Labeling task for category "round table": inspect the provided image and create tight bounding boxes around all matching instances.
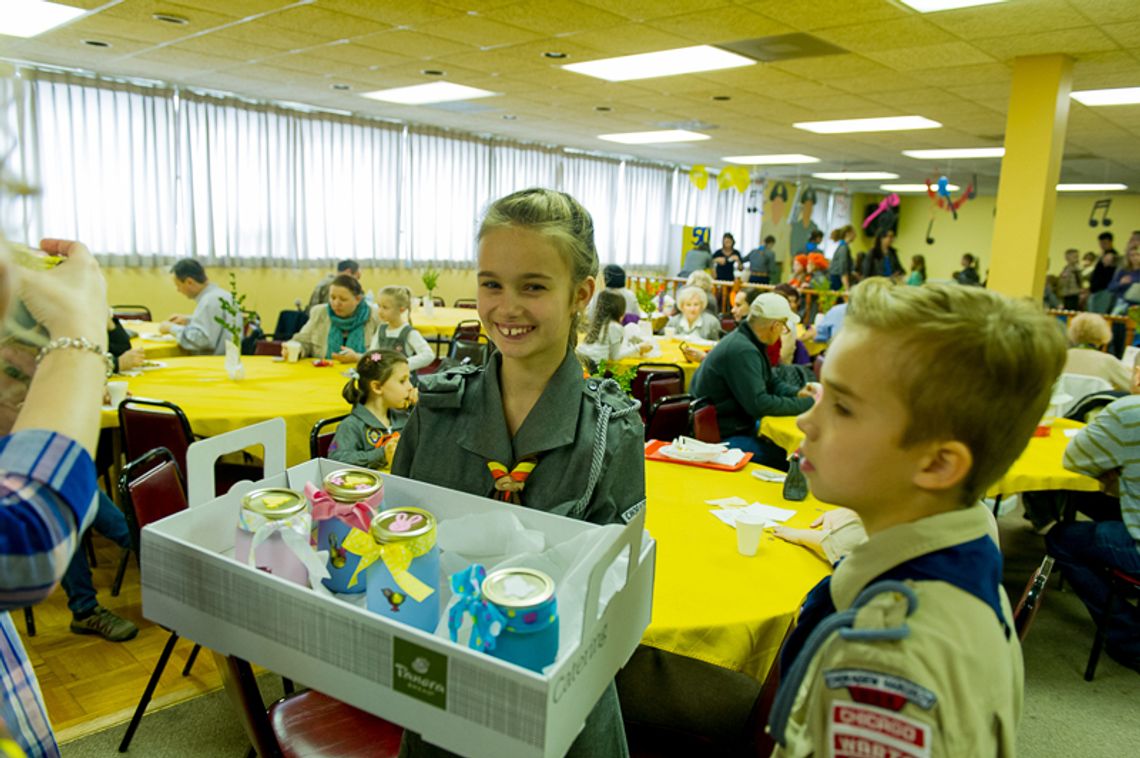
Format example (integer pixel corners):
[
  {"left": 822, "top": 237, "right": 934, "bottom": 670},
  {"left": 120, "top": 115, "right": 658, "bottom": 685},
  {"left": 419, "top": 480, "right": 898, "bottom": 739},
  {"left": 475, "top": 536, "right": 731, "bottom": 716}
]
[
  {"left": 642, "top": 459, "right": 833, "bottom": 681},
  {"left": 104, "top": 356, "right": 353, "bottom": 465},
  {"left": 760, "top": 415, "right": 1099, "bottom": 499},
  {"left": 410, "top": 306, "right": 483, "bottom": 339},
  {"left": 127, "top": 321, "right": 187, "bottom": 360}
]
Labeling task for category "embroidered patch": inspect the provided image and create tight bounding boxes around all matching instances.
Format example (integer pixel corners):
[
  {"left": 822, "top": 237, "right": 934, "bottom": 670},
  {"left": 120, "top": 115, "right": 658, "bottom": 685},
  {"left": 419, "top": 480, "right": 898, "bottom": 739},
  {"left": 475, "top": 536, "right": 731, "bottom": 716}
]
[
  {"left": 828, "top": 701, "right": 932, "bottom": 758},
  {"left": 824, "top": 669, "right": 937, "bottom": 711},
  {"left": 366, "top": 429, "right": 383, "bottom": 448}
]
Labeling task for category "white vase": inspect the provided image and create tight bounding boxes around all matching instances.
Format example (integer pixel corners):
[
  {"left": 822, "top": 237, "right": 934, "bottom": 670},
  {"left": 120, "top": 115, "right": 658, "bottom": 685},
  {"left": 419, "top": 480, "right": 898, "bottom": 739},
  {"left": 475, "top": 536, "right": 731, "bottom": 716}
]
[
  {"left": 225, "top": 341, "right": 245, "bottom": 381},
  {"left": 424, "top": 297, "right": 436, "bottom": 317}
]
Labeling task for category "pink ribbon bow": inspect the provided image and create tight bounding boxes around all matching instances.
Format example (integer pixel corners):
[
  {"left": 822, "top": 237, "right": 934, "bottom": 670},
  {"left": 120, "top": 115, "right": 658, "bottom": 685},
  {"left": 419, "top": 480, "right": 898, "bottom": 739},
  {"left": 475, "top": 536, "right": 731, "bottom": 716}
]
[{"left": 304, "top": 482, "right": 380, "bottom": 533}]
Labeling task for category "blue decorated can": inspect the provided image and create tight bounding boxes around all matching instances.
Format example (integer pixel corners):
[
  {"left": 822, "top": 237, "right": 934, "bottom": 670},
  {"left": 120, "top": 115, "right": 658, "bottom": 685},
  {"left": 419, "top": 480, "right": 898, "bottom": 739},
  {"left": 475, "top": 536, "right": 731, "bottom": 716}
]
[
  {"left": 360, "top": 507, "right": 439, "bottom": 632},
  {"left": 483, "top": 568, "right": 559, "bottom": 673},
  {"left": 314, "top": 469, "right": 383, "bottom": 594}
]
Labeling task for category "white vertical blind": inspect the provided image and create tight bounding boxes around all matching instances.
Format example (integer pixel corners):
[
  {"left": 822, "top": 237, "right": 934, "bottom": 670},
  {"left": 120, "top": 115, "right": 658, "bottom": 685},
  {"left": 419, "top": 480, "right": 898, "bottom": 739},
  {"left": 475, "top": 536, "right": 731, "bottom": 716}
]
[{"left": 404, "top": 128, "right": 490, "bottom": 264}]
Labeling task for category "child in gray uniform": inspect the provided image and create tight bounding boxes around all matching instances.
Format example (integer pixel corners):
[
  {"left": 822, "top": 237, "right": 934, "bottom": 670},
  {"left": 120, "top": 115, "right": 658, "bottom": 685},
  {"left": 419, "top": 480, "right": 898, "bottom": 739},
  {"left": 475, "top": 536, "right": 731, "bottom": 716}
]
[
  {"left": 393, "top": 188, "right": 644, "bottom": 757},
  {"left": 328, "top": 350, "right": 416, "bottom": 470}
]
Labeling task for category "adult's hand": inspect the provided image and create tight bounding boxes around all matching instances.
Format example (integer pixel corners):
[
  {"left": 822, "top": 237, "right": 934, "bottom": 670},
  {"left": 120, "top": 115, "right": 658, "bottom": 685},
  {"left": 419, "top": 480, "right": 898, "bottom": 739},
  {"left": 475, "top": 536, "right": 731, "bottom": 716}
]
[
  {"left": 18, "top": 239, "right": 108, "bottom": 347},
  {"left": 167, "top": 314, "right": 190, "bottom": 325},
  {"left": 117, "top": 348, "right": 146, "bottom": 371}
]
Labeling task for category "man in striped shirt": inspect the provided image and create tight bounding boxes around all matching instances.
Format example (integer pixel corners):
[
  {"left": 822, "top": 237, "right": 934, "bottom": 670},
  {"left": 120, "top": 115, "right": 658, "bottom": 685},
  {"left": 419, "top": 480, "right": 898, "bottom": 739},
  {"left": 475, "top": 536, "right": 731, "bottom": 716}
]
[{"left": 1046, "top": 352, "right": 1140, "bottom": 672}]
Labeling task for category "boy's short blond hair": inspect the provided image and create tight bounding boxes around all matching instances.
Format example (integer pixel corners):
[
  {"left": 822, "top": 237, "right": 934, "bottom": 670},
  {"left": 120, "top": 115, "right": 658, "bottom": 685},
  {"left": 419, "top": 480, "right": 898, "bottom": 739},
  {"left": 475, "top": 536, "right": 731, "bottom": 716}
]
[
  {"left": 846, "top": 279, "right": 1066, "bottom": 503},
  {"left": 677, "top": 285, "right": 708, "bottom": 308}
]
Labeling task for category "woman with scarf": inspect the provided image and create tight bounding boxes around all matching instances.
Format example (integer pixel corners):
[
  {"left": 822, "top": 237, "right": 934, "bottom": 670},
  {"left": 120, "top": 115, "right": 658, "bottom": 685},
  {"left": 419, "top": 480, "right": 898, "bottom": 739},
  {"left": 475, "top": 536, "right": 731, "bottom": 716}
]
[{"left": 294, "top": 273, "right": 381, "bottom": 362}]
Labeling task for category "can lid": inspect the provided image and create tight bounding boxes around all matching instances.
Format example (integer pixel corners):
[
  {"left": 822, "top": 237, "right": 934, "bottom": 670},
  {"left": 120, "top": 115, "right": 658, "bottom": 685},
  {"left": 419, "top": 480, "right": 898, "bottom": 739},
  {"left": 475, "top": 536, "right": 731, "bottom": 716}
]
[
  {"left": 324, "top": 468, "right": 383, "bottom": 502},
  {"left": 370, "top": 507, "right": 435, "bottom": 543},
  {"left": 241, "top": 487, "right": 306, "bottom": 519},
  {"left": 482, "top": 567, "right": 555, "bottom": 609}
]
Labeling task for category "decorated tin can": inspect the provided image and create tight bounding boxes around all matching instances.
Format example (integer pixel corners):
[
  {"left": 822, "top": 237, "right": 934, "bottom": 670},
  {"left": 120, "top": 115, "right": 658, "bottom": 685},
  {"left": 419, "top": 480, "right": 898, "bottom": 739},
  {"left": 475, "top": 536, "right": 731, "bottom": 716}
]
[
  {"left": 234, "top": 487, "right": 313, "bottom": 587},
  {"left": 310, "top": 469, "right": 384, "bottom": 594},
  {"left": 345, "top": 507, "right": 439, "bottom": 632},
  {"left": 483, "top": 567, "right": 559, "bottom": 672}
]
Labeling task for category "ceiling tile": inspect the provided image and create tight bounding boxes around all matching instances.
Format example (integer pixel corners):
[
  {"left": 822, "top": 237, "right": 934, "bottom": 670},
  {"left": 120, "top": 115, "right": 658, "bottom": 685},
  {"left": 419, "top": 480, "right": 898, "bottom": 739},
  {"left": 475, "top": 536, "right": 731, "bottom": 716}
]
[
  {"left": 352, "top": 29, "right": 476, "bottom": 58},
  {"left": 814, "top": 17, "right": 957, "bottom": 54},
  {"left": 768, "top": 53, "right": 893, "bottom": 82},
  {"left": 416, "top": 16, "right": 543, "bottom": 49},
  {"left": 174, "top": 0, "right": 298, "bottom": 15},
  {"left": 300, "top": 40, "right": 409, "bottom": 69},
  {"left": 646, "top": 6, "right": 792, "bottom": 43},
  {"left": 482, "top": 1, "right": 630, "bottom": 36},
  {"left": 910, "top": 63, "right": 1011, "bottom": 88},
  {"left": 171, "top": 34, "right": 287, "bottom": 63},
  {"left": 1068, "top": 0, "right": 1140, "bottom": 25},
  {"left": 743, "top": 0, "right": 910, "bottom": 32},
  {"left": 60, "top": 13, "right": 195, "bottom": 45},
  {"left": 865, "top": 42, "right": 995, "bottom": 71},
  {"left": 561, "top": 24, "right": 706, "bottom": 55},
  {"left": 101, "top": 0, "right": 238, "bottom": 29},
  {"left": 206, "top": 21, "right": 322, "bottom": 51},
  {"left": 131, "top": 46, "right": 245, "bottom": 70},
  {"left": 28, "top": 28, "right": 155, "bottom": 57},
  {"left": 258, "top": 5, "right": 392, "bottom": 38},
  {"left": 970, "top": 26, "right": 1120, "bottom": 61},
  {"left": 314, "top": 0, "right": 465, "bottom": 27},
  {"left": 923, "top": 0, "right": 1088, "bottom": 38},
  {"left": 579, "top": 1, "right": 735, "bottom": 22},
  {"left": 827, "top": 73, "right": 927, "bottom": 95}
]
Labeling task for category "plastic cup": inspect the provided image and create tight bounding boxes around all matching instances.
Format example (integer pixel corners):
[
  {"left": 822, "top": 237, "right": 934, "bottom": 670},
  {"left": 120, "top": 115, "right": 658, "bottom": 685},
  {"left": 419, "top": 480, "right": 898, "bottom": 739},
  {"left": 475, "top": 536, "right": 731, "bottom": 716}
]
[
  {"left": 107, "top": 381, "right": 128, "bottom": 407},
  {"left": 283, "top": 340, "right": 302, "bottom": 363},
  {"left": 663, "top": 326, "right": 677, "bottom": 339},
  {"left": 736, "top": 513, "right": 766, "bottom": 557}
]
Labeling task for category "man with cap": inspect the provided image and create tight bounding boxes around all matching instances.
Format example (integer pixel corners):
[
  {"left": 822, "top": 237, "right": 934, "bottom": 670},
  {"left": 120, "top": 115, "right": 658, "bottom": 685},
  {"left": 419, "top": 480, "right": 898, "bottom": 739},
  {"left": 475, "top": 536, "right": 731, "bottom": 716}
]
[{"left": 690, "top": 293, "right": 817, "bottom": 470}]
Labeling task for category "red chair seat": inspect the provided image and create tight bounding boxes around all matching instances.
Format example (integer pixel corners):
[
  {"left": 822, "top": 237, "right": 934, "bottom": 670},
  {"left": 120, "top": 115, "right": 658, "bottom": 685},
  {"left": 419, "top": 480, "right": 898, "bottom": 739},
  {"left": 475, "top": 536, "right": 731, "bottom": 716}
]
[{"left": 269, "top": 690, "right": 403, "bottom": 758}]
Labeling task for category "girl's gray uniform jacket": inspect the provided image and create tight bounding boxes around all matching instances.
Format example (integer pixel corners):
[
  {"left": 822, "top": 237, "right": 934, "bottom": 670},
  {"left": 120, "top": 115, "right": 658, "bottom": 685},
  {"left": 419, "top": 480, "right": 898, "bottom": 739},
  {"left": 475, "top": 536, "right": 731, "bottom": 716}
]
[{"left": 328, "top": 404, "right": 408, "bottom": 469}]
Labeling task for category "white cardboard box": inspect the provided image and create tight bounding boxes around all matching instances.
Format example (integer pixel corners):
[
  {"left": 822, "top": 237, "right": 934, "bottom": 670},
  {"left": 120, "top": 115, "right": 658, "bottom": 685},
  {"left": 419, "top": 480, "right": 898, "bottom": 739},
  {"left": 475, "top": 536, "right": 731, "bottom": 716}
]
[{"left": 142, "top": 419, "right": 656, "bottom": 758}]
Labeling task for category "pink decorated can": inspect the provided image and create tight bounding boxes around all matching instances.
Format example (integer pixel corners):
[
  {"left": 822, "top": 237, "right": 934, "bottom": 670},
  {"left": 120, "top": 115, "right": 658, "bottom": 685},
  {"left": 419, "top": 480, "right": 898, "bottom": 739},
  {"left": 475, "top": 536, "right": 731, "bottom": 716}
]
[{"left": 234, "top": 487, "right": 311, "bottom": 587}]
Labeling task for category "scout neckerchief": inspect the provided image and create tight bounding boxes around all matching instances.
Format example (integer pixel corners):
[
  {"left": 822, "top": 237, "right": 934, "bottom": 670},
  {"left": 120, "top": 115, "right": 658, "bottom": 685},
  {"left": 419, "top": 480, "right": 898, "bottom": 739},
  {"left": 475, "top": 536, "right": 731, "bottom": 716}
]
[{"left": 486, "top": 458, "right": 537, "bottom": 504}]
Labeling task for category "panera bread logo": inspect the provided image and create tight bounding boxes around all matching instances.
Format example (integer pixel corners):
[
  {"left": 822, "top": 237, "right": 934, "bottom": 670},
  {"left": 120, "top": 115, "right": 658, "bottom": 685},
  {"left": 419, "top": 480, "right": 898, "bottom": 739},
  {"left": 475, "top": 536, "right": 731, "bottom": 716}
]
[{"left": 393, "top": 638, "right": 447, "bottom": 709}]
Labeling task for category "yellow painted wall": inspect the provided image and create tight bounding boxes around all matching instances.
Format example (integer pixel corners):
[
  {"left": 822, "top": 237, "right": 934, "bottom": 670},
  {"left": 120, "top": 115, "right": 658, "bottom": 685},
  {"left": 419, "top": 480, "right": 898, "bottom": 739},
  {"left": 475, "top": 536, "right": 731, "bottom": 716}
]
[{"left": 847, "top": 192, "right": 1139, "bottom": 282}]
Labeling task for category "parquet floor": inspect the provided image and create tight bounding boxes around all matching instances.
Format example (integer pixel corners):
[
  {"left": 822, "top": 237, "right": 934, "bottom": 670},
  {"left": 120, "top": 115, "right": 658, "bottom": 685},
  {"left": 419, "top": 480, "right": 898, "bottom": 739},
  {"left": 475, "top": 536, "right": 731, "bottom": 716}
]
[{"left": 19, "top": 531, "right": 224, "bottom": 744}]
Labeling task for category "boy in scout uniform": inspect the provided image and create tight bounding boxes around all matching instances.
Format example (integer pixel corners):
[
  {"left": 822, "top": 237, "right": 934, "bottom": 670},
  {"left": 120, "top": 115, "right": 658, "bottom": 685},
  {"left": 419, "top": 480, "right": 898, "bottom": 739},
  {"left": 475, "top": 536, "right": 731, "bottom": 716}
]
[{"left": 768, "top": 279, "right": 1066, "bottom": 757}]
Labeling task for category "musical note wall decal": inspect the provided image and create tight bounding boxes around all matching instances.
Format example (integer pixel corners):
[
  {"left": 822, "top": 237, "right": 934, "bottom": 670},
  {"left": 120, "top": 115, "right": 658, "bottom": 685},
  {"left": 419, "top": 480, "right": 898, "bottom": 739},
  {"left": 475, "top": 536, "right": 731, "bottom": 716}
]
[{"left": 1088, "top": 198, "right": 1113, "bottom": 227}]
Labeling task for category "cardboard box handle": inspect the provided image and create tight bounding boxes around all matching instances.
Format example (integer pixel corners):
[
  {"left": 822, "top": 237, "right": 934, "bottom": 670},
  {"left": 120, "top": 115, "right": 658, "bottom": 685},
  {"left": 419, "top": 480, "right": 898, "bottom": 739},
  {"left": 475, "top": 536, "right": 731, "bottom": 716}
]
[
  {"left": 580, "top": 504, "right": 646, "bottom": 639},
  {"left": 186, "top": 417, "right": 288, "bottom": 507}
]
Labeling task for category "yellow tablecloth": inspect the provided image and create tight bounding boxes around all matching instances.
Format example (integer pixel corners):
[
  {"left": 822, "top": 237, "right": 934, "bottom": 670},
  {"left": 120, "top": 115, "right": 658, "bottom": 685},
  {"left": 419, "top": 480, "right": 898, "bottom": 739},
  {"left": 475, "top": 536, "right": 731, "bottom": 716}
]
[
  {"left": 409, "top": 307, "right": 483, "bottom": 338},
  {"left": 760, "top": 415, "right": 1100, "bottom": 499},
  {"left": 126, "top": 321, "right": 186, "bottom": 359},
  {"left": 642, "top": 459, "right": 833, "bottom": 681},
  {"left": 615, "top": 338, "right": 705, "bottom": 387},
  {"left": 102, "top": 356, "right": 352, "bottom": 465}
]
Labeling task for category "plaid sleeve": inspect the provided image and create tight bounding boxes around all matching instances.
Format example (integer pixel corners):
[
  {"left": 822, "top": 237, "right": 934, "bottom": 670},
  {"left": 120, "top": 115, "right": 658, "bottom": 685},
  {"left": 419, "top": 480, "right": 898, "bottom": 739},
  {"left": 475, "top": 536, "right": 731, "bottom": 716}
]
[{"left": 0, "top": 430, "right": 97, "bottom": 609}]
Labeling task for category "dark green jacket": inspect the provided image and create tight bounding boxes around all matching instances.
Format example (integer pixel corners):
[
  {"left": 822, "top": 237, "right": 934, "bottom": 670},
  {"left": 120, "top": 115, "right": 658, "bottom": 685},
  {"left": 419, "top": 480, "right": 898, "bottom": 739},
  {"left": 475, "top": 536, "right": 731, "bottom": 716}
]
[
  {"left": 391, "top": 350, "right": 645, "bottom": 525},
  {"left": 328, "top": 404, "right": 408, "bottom": 470},
  {"left": 690, "top": 322, "right": 813, "bottom": 439}
]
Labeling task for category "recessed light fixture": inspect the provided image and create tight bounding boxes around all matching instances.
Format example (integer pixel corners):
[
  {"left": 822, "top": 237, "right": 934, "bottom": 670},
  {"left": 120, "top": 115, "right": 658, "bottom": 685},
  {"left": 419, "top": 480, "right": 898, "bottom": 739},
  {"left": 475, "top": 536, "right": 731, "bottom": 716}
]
[
  {"left": 598, "top": 129, "right": 710, "bottom": 145},
  {"left": 723, "top": 154, "right": 820, "bottom": 165},
  {"left": 82, "top": 39, "right": 111, "bottom": 47},
  {"left": 564, "top": 45, "right": 755, "bottom": 82},
  {"left": 795, "top": 116, "right": 941, "bottom": 134},
  {"left": 880, "top": 183, "right": 959, "bottom": 193},
  {"left": 595, "top": 106, "right": 612, "bottom": 112},
  {"left": 2, "top": 0, "right": 86, "bottom": 38},
  {"left": 421, "top": 69, "right": 445, "bottom": 76},
  {"left": 712, "top": 95, "right": 732, "bottom": 101},
  {"left": 543, "top": 51, "right": 567, "bottom": 59},
  {"left": 502, "top": 114, "right": 517, "bottom": 120},
  {"left": 1056, "top": 183, "right": 1128, "bottom": 192},
  {"left": 812, "top": 171, "right": 900, "bottom": 181},
  {"left": 1071, "top": 87, "right": 1140, "bottom": 107},
  {"left": 331, "top": 83, "right": 351, "bottom": 91},
  {"left": 360, "top": 82, "right": 498, "bottom": 105},
  {"left": 902, "top": 147, "right": 1004, "bottom": 159},
  {"left": 152, "top": 13, "right": 190, "bottom": 25},
  {"left": 898, "top": 0, "right": 1006, "bottom": 12}
]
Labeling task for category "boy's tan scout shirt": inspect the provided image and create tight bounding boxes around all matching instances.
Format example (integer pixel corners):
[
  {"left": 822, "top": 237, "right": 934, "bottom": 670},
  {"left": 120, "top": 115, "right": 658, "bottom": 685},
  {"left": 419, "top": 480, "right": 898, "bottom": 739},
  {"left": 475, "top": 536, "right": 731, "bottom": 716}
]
[{"left": 772, "top": 504, "right": 1022, "bottom": 757}]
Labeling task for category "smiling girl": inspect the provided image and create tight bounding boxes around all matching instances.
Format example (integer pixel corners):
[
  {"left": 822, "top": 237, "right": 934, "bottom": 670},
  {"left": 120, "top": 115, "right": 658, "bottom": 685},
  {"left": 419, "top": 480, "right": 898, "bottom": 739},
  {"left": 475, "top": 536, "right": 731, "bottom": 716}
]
[{"left": 393, "top": 188, "right": 643, "bottom": 757}]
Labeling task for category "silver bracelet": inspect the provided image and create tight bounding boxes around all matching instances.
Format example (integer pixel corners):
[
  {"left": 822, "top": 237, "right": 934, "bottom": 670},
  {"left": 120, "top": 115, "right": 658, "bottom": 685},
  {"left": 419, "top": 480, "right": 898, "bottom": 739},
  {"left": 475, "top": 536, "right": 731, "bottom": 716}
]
[{"left": 35, "top": 336, "right": 114, "bottom": 378}]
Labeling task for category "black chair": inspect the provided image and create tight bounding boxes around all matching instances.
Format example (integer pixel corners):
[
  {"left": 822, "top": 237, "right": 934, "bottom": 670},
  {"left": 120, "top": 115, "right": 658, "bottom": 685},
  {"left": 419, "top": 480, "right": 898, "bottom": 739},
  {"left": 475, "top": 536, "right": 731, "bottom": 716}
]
[
  {"left": 1067, "top": 390, "right": 1128, "bottom": 424},
  {"left": 1085, "top": 568, "right": 1140, "bottom": 681},
  {"left": 646, "top": 394, "right": 693, "bottom": 442},
  {"left": 423, "top": 295, "right": 445, "bottom": 307},
  {"left": 310, "top": 414, "right": 349, "bottom": 459},
  {"left": 448, "top": 331, "right": 491, "bottom": 367},
  {"left": 454, "top": 298, "right": 477, "bottom": 309},
  {"left": 254, "top": 340, "right": 284, "bottom": 357},
  {"left": 691, "top": 398, "right": 720, "bottom": 443},
  {"left": 271, "top": 309, "right": 309, "bottom": 341},
  {"left": 112, "top": 305, "right": 152, "bottom": 322},
  {"left": 632, "top": 363, "right": 685, "bottom": 420},
  {"left": 453, "top": 319, "right": 482, "bottom": 340}
]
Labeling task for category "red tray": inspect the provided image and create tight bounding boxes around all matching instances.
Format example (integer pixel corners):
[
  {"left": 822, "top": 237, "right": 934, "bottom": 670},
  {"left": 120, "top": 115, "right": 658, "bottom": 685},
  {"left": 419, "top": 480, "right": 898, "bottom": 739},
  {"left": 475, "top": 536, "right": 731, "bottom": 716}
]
[{"left": 644, "top": 440, "right": 753, "bottom": 472}]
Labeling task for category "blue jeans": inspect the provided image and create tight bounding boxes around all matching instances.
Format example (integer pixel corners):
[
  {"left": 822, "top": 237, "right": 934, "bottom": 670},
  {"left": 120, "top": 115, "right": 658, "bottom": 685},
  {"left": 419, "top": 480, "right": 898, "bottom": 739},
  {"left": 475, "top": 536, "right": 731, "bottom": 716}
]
[
  {"left": 60, "top": 490, "right": 131, "bottom": 616},
  {"left": 1046, "top": 521, "right": 1140, "bottom": 656},
  {"left": 724, "top": 427, "right": 790, "bottom": 471}
]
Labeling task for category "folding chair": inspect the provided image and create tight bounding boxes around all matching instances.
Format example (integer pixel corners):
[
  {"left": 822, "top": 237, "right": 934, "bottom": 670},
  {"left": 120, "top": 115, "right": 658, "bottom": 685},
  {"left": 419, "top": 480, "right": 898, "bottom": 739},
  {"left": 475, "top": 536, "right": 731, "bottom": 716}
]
[
  {"left": 448, "top": 331, "right": 491, "bottom": 367},
  {"left": 646, "top": 394, "right": 693, "bottom": 442},
  {"left": 309, "top": 414, "right": 348, "bottom": 459},
  {"left": 632, "top": 363, "right": 685, "bottom": 420},
  {"left": 254, "top": 340, "right": 284, "bottom": 357},
  {"left": 112, "top": 305, "right": 152, "bottom": 322},
  {"left": 453, "top": 298, "right": 477, "bottom": 309},
  {"left": 271, "top": 309, "right": 309, "bottom": 341},
  {"left": 117, "top": 447, "right": 202, "bottom": 752},
  {"left": 646, "top": 373, "right": 684, "bottom": 415},
  {"left": 691, "top": 399, "right": 721, "bottom": 443},
  {"left": 1085, "top": 568, "right": 1140, "bottom": 681},
  {"left": 720, "top": 316, "right": 737, "bottom": 333},
  {"left": 1012, "top": 556, "right": 1054, "bottom": 642}
]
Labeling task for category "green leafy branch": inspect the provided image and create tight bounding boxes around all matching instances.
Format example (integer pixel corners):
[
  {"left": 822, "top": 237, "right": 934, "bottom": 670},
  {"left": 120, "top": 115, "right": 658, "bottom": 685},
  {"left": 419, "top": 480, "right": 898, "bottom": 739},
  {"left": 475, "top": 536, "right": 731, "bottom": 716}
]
[
  {"left": 214, "top": 272, "right": 258, "bottom": 346},
  {"left": 421, "top": 267, "right": 440, "bottom": 293},
  {"left": 592, "top": 360, "right": 637, "bottom": 395},
  {"left": 635, "top": 284, "right": 664, "bottom": 316},
  {"left": 810, "top": 279, "right": 839, "bottom": 314}
]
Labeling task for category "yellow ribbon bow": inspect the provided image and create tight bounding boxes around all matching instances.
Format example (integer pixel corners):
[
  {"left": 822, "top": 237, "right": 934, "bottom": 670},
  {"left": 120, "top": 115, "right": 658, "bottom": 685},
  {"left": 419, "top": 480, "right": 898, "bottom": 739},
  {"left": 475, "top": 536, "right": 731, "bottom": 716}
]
[
  {"left": 487, "top": 459, "right": 537, "bottom": 504},
  {"left": 342, "top": 529, "right": 435, "bottom": 601}
]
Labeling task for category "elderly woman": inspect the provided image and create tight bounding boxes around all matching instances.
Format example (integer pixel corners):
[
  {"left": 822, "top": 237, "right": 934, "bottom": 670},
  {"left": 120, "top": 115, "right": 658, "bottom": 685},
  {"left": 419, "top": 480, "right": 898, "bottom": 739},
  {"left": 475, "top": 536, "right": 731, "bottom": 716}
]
[
  {"left": 1065, "top": 313, "right": 1131, "bottom": 392},
  {"left": 294, "top": 273, "right": 381, "bottom": 362},
  {"left": 667, "top": 286, "right": 721, "bottom": 341}
]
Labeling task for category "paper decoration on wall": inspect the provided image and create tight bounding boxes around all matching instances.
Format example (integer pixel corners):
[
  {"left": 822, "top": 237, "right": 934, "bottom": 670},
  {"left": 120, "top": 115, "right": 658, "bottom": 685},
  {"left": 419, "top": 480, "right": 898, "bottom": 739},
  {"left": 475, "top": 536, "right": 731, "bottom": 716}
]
[
  {"left": 717, "top": 165, "right": 750, "bottom": 193},
  {"left": 925, "top": 174, "right": 976, "bottom": 220},
  {"left": 690, "top": 164, "right": 709, "bottom": 191},
  {"left": 863, "top": 193, "right": 900, "bottom": 234},
  {"left": 789, "top": 185, "right": 821, "bottom": 254},
  {"left": 765, "top": 181, "right": 791, "bottom": 225},
  {"left": 1088, "top": 198, "right": 1112, "bottom": 227}
]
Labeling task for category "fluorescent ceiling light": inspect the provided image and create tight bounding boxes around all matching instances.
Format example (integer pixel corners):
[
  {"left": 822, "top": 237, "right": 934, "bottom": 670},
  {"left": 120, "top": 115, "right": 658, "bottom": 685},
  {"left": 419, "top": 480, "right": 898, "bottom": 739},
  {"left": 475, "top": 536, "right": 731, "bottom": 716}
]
[
  {"left": 902, "top": 147, "right": 1004, "bottom": 159},
  {"left": 1, "top": 0, "right": 86, "bottom": 38},
  {"left": 722, "top": 154, "right": 820, "bottom": 165},
  {"left": 794, "top": 116, "right": 941, "bottom": 134},
  {"left": 881, "top": 183, "right": 959, "bottom": 193},
  {"left": 1056, "top": 183, "right": 1127, "bottom": 192},
  {"left": 563, "top": 45, "right": 755, "bottom": 82},
  {"left": 898, "top": 0, "right": 1006, "bottom": 12},
  {"left": 360, "top": 82, "right": 497, "bottom": 105},
  {"left": 1071, "top": 87, "right": 1140, "bottom": 107},
  {"left": 812, "top": 171, "right": 900, "bottom": 181},
  {"left": 598, "top": 129, "right": 710, "bottom": 145}
]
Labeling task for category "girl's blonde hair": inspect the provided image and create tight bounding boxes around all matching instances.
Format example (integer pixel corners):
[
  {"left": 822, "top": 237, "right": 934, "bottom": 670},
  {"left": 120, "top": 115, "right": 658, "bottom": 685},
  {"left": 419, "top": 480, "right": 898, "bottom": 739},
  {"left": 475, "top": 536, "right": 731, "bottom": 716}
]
[
  {"left": 378, "top": 285, "right": 414, "bottom": 326},
  {"left": 477, "top": 188, "right": 598, "bottom": 346},
  {"left": 342, "top": 350, "right": 408, "bottom": 405},
  {"left": 677, "top": 285, "right": 708, "bottom": 309},
  {"left": 585, "top": 290, "right": 625, "bottom": 344}
]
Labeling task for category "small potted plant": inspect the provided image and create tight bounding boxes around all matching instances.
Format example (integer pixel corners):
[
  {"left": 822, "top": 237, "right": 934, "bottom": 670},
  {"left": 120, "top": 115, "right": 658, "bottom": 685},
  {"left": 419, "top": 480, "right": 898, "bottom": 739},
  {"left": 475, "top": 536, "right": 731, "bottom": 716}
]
[
  {"left": 421, "top": 267, "right": 440, "bottom": 317},
  {"left": 214, "top": 273, "right": 256, "bottom": 380}
]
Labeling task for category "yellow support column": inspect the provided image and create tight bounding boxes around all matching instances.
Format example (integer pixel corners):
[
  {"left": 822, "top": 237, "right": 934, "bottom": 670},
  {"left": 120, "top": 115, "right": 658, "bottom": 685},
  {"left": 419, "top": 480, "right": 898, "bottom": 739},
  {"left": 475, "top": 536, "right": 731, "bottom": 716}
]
[{"left": 989, "top": 54, "right": 1073, "bottom": 299}]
